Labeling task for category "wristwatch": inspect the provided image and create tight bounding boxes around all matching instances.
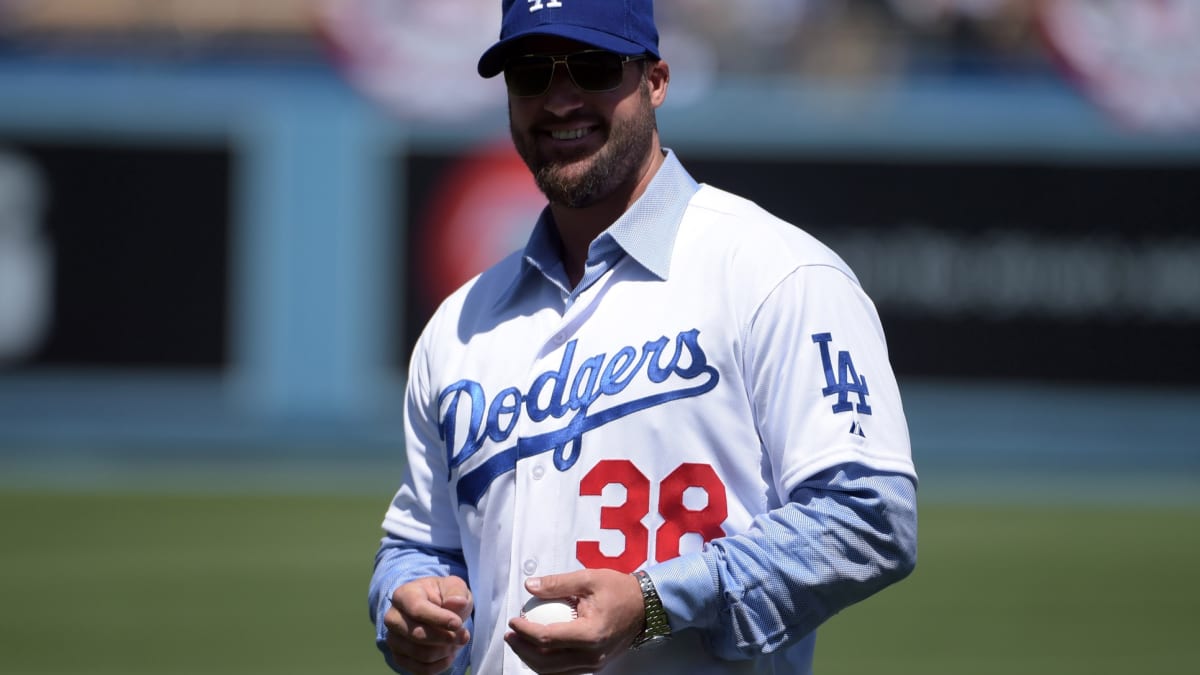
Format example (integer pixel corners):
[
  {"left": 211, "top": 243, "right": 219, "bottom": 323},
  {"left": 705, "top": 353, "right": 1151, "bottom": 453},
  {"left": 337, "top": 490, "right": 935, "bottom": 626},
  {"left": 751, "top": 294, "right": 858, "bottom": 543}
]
[{"left": 631, "top": 570, "right": 672, "bottom": 649}]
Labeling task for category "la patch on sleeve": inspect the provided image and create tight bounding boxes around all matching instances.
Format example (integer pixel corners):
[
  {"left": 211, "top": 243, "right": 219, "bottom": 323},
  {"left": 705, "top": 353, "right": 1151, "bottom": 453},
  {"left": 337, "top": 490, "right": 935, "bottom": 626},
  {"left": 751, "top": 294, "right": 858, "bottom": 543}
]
[{"left": 812, "top": 333, "right": 872, "bottom": 420}]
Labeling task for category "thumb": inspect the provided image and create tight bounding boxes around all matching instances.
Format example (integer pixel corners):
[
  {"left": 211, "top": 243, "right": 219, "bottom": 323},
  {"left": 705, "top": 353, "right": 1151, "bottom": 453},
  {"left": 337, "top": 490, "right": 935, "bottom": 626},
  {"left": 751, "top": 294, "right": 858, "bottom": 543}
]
[
  {"left": 439, "top": 576, "right": 474, "bottom": 619},
  {"left": 525, "top": 570, "right": 588, "bottom": 599}
]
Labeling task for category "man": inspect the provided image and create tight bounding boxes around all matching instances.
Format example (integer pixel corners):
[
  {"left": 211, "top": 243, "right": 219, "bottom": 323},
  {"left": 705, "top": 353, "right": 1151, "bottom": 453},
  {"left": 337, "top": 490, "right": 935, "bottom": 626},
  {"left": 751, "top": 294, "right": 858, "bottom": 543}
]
[{"left": 369, "top": 1, "right": 918, "bottom": 673}]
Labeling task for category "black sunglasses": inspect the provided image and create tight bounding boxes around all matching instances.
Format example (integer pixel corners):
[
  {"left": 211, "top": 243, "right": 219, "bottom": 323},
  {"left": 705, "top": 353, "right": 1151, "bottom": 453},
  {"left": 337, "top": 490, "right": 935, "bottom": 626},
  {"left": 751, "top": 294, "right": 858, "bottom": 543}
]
[{"left": 503, "top": 50, "right": 647, "bottom": 97}]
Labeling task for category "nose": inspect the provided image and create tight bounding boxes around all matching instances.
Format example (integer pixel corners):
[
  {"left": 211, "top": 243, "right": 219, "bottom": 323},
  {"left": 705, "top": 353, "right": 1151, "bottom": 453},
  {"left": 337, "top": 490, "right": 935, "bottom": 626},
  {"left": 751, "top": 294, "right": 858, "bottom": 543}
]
[{"left": 542, "top": 63, "right": 584, "bottom": 117}]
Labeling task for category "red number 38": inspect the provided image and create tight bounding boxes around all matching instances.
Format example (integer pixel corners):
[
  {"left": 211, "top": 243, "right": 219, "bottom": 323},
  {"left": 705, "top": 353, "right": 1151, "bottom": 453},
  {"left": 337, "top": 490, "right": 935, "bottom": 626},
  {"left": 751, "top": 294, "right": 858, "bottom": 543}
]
[{"left": 576, "top": 459, "right": 728, "bottom": 572}]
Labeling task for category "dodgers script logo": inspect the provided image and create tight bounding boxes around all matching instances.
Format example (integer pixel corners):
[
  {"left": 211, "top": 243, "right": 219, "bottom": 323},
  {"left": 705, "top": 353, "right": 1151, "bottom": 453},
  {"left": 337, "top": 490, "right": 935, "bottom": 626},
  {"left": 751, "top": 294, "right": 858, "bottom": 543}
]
[{"left": 440, "top": 329, "right": 719, "bottom": 507}]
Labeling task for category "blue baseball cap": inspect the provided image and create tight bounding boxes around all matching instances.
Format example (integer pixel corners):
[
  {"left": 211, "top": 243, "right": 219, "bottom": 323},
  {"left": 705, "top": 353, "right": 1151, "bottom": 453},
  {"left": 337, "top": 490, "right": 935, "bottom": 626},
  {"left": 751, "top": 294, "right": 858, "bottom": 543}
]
[{"left": 478, "top": 0, "right": 661, "bottom": 78}]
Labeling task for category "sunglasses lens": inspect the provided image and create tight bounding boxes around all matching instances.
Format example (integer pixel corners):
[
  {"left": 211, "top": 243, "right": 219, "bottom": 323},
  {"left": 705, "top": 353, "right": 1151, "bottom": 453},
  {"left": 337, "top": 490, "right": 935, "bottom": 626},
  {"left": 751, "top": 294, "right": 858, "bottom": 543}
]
[
  {"left": 504, "top": 57, "right": 553, "bottom": 97},
  {"left": 565, "top": 52, "right": 625, "bottom": 91},
  {"left": 503, "top": 51, "right": 634, "bottom": 96}
]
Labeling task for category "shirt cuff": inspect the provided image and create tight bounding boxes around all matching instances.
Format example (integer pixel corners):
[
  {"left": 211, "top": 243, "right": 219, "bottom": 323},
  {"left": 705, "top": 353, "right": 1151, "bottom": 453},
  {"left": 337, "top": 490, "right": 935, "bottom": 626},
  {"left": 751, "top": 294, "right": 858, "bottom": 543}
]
[{"left": 644, "top": 552, "right": 719, "bottom": 632}]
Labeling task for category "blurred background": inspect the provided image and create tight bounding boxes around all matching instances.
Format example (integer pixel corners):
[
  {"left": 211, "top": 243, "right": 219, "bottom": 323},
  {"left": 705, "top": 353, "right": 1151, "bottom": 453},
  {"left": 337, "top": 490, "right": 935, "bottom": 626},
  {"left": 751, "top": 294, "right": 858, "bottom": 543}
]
[{"left": 0, "top": 1, "right": 1197, "bottom": 673}]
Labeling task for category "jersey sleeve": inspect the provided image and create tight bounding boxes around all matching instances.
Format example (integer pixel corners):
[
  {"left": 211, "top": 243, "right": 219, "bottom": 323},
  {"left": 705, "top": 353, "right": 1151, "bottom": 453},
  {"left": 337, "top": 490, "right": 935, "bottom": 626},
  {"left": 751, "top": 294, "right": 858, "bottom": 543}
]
[
  {"left": 382, "top": 329, "right": 463, "bottom": 550},
  {"left": 746, "top": 263, "right": 915, "bottom": 493},
  {"left": 371, "top": 331, "right": 471, "bottom": 673},
  {"left": 648, "top": 262, "right": 919, "bottom": 660}
]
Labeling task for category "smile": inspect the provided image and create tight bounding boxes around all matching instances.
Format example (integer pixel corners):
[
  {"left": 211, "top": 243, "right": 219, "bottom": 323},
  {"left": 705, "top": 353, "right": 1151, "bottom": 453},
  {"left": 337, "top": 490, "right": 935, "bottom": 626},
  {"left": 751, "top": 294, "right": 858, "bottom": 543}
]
[{"left": 549, "top": 127, "right": 594, "bottom": 141}]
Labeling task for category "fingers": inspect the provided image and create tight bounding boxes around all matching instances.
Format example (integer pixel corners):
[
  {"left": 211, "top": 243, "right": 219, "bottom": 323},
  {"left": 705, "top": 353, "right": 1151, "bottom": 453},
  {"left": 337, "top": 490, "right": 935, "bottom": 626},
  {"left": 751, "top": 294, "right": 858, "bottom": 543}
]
[
  {"left": 504, "top": 629, "right": 603, "bottom": 675},
  {"left": 383, "top": 577, "right": 472, "bottom": 674},
  {"left": 388, "top": 653, "right": 458, "bottom": 675},
  {"left": 384, "top": 604, "right": 467, "bottom": 645},
  {"left": 525, "top": 570, "right": 589, "bottom": 600},
  {"left": 384, "top": 619, "right": 463, "bottom": 672},
  {"left": 437, "top": 575, "right": 474, "bottom": 621},
  {"left": 505, "top": 568, "right": 648, "bottom": 673},
  {"left": 507, "top": 614, "right": 593, "bottom": 649},
  {"left": 522, "top": 569, "right": 643, "bottom": 632},
  {"left": 394, "top": 577, "right": 472, "bottom": 632}
]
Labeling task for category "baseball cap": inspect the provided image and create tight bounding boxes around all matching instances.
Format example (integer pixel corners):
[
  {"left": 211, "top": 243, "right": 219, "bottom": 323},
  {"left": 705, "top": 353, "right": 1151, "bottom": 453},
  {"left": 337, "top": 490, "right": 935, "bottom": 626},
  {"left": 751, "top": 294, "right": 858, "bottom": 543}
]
[{"left": 477, "top": 0, "right": 661, "bottom": 78}]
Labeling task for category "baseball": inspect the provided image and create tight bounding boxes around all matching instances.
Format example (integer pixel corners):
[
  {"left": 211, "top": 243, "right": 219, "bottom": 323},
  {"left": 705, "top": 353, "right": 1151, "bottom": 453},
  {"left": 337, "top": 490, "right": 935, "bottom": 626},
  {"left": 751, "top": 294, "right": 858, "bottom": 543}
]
[{"left": 520, "top": 597, "right": 578, "bottom": 625}]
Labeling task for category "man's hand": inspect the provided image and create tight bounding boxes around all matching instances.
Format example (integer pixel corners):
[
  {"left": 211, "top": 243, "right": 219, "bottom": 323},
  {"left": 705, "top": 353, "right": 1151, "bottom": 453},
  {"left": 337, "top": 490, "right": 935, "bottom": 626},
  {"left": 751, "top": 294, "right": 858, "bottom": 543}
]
[
  {"left": 505, "top": 569, "right": 645, "bottom": 674},
  {"left": 384, "top": 575, "right": 473, "bottom": 674}
]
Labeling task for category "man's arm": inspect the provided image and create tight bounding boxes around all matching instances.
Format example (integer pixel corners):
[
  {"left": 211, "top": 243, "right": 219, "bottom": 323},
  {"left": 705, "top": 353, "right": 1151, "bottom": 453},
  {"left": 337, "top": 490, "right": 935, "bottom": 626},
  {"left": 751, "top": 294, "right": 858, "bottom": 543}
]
[
  {"left": 648, "top": 462, "right": 917, "bottom": 659},
  {"left": 372, "top": 316, "right": 475, "bottom": 673},
  {"left": 369, "top": 536, "right": 473, "bottom": 674},
  {"left": 647, "top": 262, "right": 918, "bottom": 659}
]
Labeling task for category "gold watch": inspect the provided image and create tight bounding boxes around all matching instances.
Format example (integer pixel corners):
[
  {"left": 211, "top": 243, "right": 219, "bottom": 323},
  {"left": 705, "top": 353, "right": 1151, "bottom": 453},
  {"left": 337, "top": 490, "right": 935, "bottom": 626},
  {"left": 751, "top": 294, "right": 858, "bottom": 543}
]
[{"left": 631, "top": 570, "right": 671, "bottom": 649}]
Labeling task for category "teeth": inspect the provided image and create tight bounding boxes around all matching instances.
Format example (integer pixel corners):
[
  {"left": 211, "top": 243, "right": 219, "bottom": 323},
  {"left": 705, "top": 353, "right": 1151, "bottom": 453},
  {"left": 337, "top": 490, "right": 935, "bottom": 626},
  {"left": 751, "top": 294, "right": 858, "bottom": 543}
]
[{"left": 551, "top": 128, "right": 589, "bottom": 140}]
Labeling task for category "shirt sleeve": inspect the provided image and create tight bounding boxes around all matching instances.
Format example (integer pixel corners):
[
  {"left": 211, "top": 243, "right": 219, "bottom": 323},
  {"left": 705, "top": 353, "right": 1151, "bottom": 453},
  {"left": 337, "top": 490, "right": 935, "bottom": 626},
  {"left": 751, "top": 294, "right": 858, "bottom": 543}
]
[
  {"left": 649, "top": 465, "right": 917, "bottom": 659},
  {"left": 647, "top": 263, "right": 919, "bottom": 659}
]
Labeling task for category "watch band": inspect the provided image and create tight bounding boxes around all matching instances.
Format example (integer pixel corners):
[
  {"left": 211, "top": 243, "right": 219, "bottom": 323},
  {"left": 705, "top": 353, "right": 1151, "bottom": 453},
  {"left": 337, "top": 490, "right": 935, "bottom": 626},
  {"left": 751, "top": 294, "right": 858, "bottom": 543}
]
[{"left": 631, "top": 570, "right": 671, "bottom": 649}]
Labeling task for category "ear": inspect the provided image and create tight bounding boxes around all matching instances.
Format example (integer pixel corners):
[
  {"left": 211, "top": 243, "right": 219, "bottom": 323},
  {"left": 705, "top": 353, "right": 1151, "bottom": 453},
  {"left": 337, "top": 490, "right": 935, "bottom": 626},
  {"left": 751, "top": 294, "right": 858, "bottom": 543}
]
[{"left": 646, "top": 59, "right": 670, "bottom": 108}]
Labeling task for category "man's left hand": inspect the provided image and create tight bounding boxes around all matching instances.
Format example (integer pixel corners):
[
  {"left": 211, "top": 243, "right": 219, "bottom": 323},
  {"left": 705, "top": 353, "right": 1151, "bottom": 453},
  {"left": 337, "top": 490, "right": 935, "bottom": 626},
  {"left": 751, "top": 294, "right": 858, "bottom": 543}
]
[{"left": 505, "top": 568, "right": 646, "bottom": 674}]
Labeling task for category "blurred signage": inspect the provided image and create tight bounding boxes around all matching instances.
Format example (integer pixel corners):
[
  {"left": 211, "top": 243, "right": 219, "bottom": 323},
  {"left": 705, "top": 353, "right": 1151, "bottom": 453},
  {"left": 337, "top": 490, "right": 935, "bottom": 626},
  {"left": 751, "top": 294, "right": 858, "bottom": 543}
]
[
  {"left": 402, "top": 149, "right": 1200, "bottom": 386},
  {"left": 400, "top": 142, "right": 543, "bottom": 351},
  {"left": 409, "top": 141, "right": 543, "bottom": 308},
  {"left": 685, "top": 155, "right": 1200, "bottom": 385},
  {"left": 0, "top": 141, "right": 231, "bottom": 370}
]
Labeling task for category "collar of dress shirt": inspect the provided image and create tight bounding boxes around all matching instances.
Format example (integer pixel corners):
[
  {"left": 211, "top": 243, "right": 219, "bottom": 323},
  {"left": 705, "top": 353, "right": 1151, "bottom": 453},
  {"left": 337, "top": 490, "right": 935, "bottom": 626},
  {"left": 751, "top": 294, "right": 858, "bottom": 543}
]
[{"left": 495, "top": 149, "right": 700, "bottom": 308}]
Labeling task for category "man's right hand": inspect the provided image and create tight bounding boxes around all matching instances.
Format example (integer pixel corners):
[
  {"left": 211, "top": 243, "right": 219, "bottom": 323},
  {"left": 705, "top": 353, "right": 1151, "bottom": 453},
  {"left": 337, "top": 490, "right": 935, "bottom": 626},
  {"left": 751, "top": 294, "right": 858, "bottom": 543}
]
[{"left": 383, "top": 575, "right": 473, "bottom": 674}]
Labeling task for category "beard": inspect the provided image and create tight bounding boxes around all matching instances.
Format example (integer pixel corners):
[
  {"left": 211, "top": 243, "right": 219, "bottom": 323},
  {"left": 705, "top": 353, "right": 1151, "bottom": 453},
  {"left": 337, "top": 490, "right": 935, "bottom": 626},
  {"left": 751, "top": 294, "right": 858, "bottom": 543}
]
[{"left": 510, "top": 81, "right": 658, "bottom": 209}]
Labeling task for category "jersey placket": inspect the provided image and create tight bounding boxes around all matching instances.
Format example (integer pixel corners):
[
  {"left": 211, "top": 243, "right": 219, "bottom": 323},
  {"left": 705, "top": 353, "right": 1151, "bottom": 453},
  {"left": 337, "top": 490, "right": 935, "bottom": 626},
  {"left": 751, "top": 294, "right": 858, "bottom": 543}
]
[{"left": 504, "top": 266, "right": 622, "bottom": 672}]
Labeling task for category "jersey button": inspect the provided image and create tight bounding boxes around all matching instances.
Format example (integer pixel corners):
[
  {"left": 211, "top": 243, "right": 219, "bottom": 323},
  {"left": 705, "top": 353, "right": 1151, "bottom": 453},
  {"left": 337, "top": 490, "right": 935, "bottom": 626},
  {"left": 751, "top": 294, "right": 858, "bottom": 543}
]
[
  {"left": 522, "top": 558, "right": 538, "bottom": 576},
  {"left": 531, "top": 464, "right": 545, "bottom": 480}
]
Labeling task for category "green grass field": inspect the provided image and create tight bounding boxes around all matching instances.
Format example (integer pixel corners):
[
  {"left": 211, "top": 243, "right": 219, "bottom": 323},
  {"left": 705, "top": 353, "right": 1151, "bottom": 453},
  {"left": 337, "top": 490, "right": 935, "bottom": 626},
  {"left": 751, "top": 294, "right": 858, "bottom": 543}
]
[{"left": 2, "top": 490, "right": 1197, "bottom": 674}]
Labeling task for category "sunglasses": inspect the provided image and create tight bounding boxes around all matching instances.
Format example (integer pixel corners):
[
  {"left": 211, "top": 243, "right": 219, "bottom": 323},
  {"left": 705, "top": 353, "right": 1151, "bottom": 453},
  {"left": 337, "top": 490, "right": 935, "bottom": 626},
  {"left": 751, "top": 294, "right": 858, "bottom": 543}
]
[{"left": 503, "top": 50, "right": 647, "bottom": 97}]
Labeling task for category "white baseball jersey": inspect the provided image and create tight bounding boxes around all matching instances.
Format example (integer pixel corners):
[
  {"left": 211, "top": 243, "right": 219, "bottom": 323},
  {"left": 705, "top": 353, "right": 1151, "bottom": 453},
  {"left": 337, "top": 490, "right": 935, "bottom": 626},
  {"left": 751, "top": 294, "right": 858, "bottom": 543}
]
[{"left": 383, "top": 153, "right": 914, "bottom": 674}]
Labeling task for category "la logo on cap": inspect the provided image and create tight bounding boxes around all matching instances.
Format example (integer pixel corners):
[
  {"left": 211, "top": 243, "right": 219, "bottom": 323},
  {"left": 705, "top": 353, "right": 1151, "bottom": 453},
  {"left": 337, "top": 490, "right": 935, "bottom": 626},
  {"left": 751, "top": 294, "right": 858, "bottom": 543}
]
[{"left": 528, "top": 0, "right": 563, "bottom": 12}]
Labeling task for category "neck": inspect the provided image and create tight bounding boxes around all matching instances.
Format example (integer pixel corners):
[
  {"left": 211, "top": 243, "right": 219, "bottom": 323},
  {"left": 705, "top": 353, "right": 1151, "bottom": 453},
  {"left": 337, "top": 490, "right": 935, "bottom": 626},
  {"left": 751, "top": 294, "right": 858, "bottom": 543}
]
[{"left": 551, "top": 147, "right": 666, "bottom": 288}]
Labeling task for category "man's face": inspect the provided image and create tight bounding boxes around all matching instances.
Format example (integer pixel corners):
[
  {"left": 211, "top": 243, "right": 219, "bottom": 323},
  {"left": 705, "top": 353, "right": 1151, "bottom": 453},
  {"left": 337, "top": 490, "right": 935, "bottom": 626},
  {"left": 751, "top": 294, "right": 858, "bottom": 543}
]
[{"left": 506, "top": 38, "right": 660, "bottom": 209}]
